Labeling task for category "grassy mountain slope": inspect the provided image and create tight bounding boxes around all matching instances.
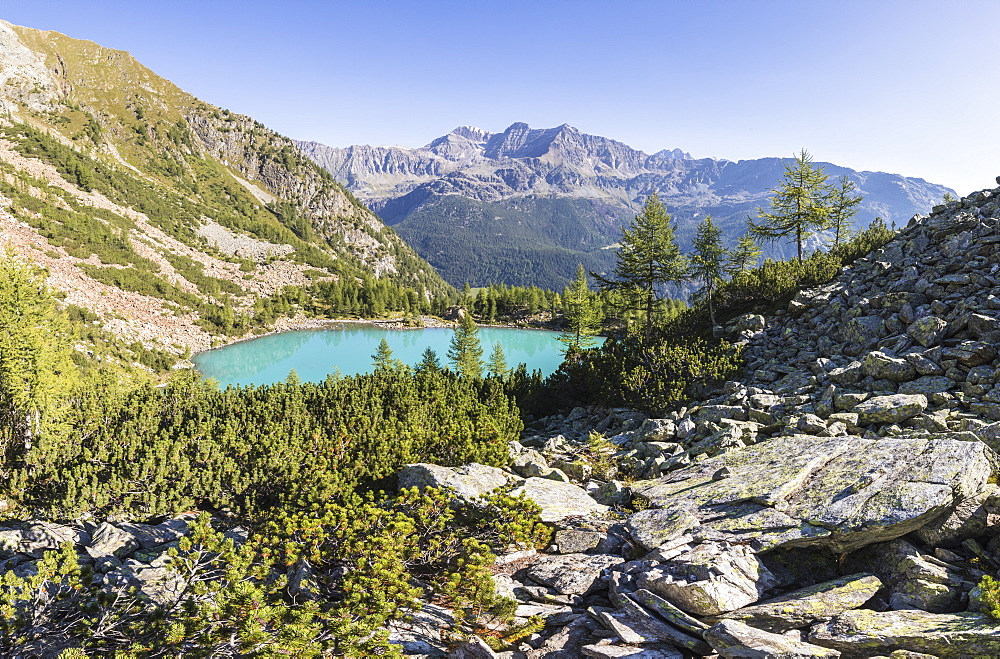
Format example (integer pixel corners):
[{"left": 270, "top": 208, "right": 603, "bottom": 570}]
[{"left": 0, "top": 20, "right": 451, "bottom": 356}]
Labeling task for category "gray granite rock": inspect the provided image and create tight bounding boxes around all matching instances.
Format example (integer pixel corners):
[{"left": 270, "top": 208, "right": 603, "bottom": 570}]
[
  {"left": 712, "top": 573, "right": 882, "bottom": 632},
  {"left": 510, "top": 478, "right": 608, "bottom": 522},
  {"left": 397, "top": 463, "right": 511, "bottom": 500},
  {"left": 907, "top": 316, "right": 948, "bottom": 347},
  {"left": 707, "top": 619, "right": 841, "bottom": 657},
  {"left": 625, "top": 508, "right": 699, "bottom": 553},
  {"left": 581, "top": 644, "right": 683, "bottom": 659},
  {"left": 630, "top": 434, "right": 993, "bottom": 553},
  {"left": 853, "top": 394, "right": 927, "bottom": 424},
  {"left": 809, "top": 609, "right": 1000, "bottom": 657},
  {"left": 863, "top": 351, "right": 916, "bottom": 382},
  {"left": 86, "top": 522, "right": 138, "bottom": 558},
  {"left": 843, "top": 539, "right": 969, "bottom": 614},
  {"left": 638, "top": 543, "right": 779, "bottom": 616},
  {"left": 525, "top": 553, "right": 623, "bottom": 595}
]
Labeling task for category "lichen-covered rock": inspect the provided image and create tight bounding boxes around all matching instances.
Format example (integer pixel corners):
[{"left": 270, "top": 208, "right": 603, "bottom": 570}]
[
  {"left": 842, "top": 539, "right": 969, "bottom": 613},
  {"left": 509, "top": 477, "right": 608, "bottom": 522},
  {"left": 397, "top": 463, "right": 511, "bottom": 500},
  {"left": 633, "top": 418, "right": 677, "bottom": 442},
  {"left": 712, "top": 573, "right": 882, "bottom": 632},
  {"left": 614, "top": 596, "right": 713, "bottom": 654},
  {"left": 448, "top": 635, "right": 498, "bottom": 658},
  {"left": 907, "top": 316, "right": 948, "bottom": 347},
  {"left": 809, "top": 609, "right": 1000, "bottom": 657},
  {"left": 897, "top": 375, "right": 954, "bottom": 395},
  {"left": 525, "top": 553, "right": 622, "bottom": 595},
  {"left": 116, "top": 516, "right": 192, "bottom": 550},
  {"left": 512, "top": 449, "right": 548, "bottom": 477},
  {"left": 706, "top": 619, "right": 841, "bottom": 657},
  {"left": 829, "top": 361, "right": 863, "bottom": 385},
  {"left": 942, "top": 340, "right": 997, "bottom": 367},
  {"left": 854, "top": 394, "right": 927, "bottom": 424},
  {"left": 630, "top": 434, "right": 993, "bottom": 553},
  {"left": 626, "top": 508, "right": 699, "bottom": 552},
  {"left": 843, "top": 316, "right": 885, "bottom": 348},
  {"left": 86, "top": 522, "right": 139, "bottom": 558},
  {"left": 550, "top": 529, "right": 603, "bottom": 554},
  {"left": 21, "top": 522, "right": 90, "bottom": 556},
  {"left": 638, "top": 543, "right": 779, "bottom": 616},
  {"left": 863, "top": 351, "right": 916, "bottom": 382},
  {"left": 628, "top": 589, "right": 710, "bottom": 635},
  {"left": 914, "top": 483, "right": 1000, "bottom": 547}
]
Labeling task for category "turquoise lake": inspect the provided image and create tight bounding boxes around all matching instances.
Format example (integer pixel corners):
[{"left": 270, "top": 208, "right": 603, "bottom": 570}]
[{"left": 193, "top": 324, "right": 592, "bottom": 387}]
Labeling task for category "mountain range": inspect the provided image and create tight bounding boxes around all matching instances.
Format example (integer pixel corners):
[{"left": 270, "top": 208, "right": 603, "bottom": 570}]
[
  {"left": 298, "top": 123, "right": 954, "bottom": 289},
  {"left": 0, "top": 20, "right": 448, "bottom": 355}
]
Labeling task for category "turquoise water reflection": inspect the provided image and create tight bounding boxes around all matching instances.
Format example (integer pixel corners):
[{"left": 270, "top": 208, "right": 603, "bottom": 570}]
[{"left": 192, "top": 324, "right": 595, "bottom": 387}]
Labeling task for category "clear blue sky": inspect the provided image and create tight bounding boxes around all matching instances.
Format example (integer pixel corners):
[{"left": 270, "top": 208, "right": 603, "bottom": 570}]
[{"left": 3, "top": 0, "right": 995, "bottom": 194}]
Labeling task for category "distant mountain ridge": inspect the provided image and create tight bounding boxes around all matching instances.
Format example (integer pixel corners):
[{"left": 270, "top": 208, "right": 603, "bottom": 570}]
[{"left": 298, "top": 123, "right": 953, "bottom": 289}]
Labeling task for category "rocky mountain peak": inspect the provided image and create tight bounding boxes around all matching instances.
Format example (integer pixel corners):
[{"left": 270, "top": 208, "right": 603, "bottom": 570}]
[
  {"left": 0, "top": 20, "right": 63, "bottom": 115},
  {"left": 424, "top": 125, "right": 491, "bottom": 160},
  {"left": 652, "top": 147, "right": 694, "bottom": 161},
  {"left": 444, "top": 125, "right": 492, "bottom": 143}
]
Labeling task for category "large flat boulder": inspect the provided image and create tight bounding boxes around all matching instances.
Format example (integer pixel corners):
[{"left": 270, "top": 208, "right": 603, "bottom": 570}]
[
  {"left": 809, "top": 609, "right": 1000, "bottom": 657},
  {"left": 712, "top": 573, "right": 882, "bottom": 631},
  {"left": 509, "top": 477, "right": 608, "bottom": 522},
  {"left": 630, "top": 434, "right": 996, "bottom": 553},
  {"left": 397, "top": 463, "right": 511, "bottom": 500}
]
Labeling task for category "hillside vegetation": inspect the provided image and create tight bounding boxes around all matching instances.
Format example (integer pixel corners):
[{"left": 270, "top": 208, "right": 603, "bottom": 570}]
[{"left": 0, "top": 20, "right": 450, "bottom": 358}]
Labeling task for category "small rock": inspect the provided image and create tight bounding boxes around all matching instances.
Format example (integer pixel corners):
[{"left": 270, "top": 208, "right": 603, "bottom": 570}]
[{"left": 854, "top": 393, "right": 927, "bottom": 424}]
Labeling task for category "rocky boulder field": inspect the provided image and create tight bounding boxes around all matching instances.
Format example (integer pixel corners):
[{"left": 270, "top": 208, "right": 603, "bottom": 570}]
[
  {"left": 396, "top": 186, "right": 1000, "bottom": 657},
  {"left": 8, "top": 187, "right": 1000, "bottom": 656}
]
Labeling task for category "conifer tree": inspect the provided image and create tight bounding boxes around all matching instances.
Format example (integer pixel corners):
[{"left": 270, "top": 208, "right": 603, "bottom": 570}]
[
  {"left": 559, "top": 264, "right": 602, "bottom": 352},
  {"left": 748, "top": 149, "right": 831, "bottom": 262},
  {"left": 596, "top": 193, "right": 687, "bottom": 343},
  {"left": 827, "top": 175, "right": 863, "bottom": 247},
  {"left": 689, "top": 216, "right": 731, "bottom": 328},
  {"left": 448, "top": 313, "right": 484, "bottom": 379},
  {"left": 487, "top": 343, "right": 509, "bottom": 378},
  {"left": 416, "top": 347, "right": 442, "bottom": 374},
  {"left": 0, "top": 250, "right": 78, "bottom": 468},
  {"left": 729, "top": 233, "right": 763, "bottom": 273},
  {"left": 371, "top": 338, "right": 397, "bottom": 371}
]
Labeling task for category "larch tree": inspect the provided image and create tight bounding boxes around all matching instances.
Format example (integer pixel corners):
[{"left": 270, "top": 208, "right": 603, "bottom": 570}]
[
  {"left": 729, "top": 233, "right": 763, "bottom": 274},
  {"left": 748, "top": 149, "right": 831, "bottom": 262},
  {"left": 689, "top": 216, "right": 731, "bottom": 328},
  {"left": 827, "top": 175, "right": 864, "bottom": 247},
  {"left": 558, "top": 264, "right": 602, "bottom": 352},
  {"left": 447, "top": 312, "right": 484, "bottom": 379},
  {"left": 596, "top": 193, "right": 687, "bottom": 343},
  {"left": 371, "top": 338, "right": 398, "bottom": 371},
  {"left": 486, "top": 343, "right": 510, "bottom": 378},
  {"left": 0, "top": 250, "right": 78, "bottom": 470}
]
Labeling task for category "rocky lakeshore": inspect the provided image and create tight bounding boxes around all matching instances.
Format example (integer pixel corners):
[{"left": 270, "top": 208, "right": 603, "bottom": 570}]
[
  {"left": 392, "top": 186, "right": 1000, "bottom": 656},
  {"left": 9, "top": 190, "right": 1000, "bottom": 656}
]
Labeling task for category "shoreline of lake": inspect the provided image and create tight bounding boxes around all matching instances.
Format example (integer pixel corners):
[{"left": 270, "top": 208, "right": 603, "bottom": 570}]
[
  {"left": 192, "top": 314, "right": 563, "bottom": 358},
  {"left": 190, "top": 323, "right": 587, "bottom": 387}
]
